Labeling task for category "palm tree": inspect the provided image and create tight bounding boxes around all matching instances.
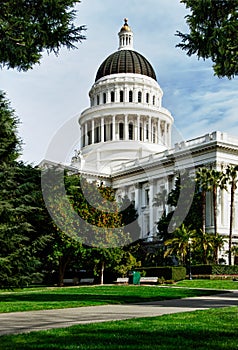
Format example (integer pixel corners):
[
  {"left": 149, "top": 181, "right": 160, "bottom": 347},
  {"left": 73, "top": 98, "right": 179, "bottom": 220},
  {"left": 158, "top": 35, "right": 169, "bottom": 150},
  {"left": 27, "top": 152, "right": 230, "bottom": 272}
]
[
  {"left": 206, "top": 169, "right": 225, "bottom": 237},
  {"left": 196, "top": 168, "right": 210, "bottom": 233},
  {"left": 164, "top": 224, "right": 196, "bottom": 265},
  {"left": 225, "top": 165, "right": 238, "bottom": 265},
  {"left": 193, "top": 229, "right": 214, "bottom": 264},
  {"left": 196, "top": 168, "right": 225, "bottom": 236},
  {"left": 211, "top": 234, "right": 227, "bottom": 264},
  {"left": 153, "top": 188, "right": 168, "bottom": 215}
]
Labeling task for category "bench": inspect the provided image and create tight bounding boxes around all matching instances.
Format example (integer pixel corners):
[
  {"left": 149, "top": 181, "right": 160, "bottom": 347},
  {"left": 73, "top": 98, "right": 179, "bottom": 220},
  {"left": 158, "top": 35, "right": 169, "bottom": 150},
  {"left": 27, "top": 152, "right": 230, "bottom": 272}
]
[
  {"left": 63, "top": 278, "right": 79, "bottom": 285},
  {"left": 114, "top": 277, "right": 129, "bottom": 284},
  {"left": 139, "top": 277, "right": 158, "bottom": 284},
  {"left": 79, "top": 278, "right": 94, "bottom": 284}
]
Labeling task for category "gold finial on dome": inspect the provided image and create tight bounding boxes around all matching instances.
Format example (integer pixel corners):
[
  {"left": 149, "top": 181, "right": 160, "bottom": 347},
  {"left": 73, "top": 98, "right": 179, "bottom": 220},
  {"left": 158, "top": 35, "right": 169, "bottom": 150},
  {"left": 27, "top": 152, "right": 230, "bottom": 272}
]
[{"left": 120, "top": 17, "right": 131, "bottom": 32}]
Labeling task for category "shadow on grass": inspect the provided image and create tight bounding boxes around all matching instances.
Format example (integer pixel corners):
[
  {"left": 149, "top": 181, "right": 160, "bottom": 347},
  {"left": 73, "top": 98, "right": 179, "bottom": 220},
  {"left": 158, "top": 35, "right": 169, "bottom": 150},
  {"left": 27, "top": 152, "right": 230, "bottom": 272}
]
[{"left": 0, "top": 288, "right": 222, "bottom": 305}]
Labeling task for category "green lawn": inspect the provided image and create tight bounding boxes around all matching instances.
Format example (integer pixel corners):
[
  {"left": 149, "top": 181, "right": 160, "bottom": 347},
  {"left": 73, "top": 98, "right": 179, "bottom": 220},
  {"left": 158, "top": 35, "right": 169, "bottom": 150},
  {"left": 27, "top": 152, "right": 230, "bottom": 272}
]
[
  {"left": 176, "top": 279, "right": 238, "bottom": 290},
  {"left": 0, "top": 285, "right": 222, "bottom": 313},
  {"left": 0, "top": 307, "right": 237, "bottom": 349}
]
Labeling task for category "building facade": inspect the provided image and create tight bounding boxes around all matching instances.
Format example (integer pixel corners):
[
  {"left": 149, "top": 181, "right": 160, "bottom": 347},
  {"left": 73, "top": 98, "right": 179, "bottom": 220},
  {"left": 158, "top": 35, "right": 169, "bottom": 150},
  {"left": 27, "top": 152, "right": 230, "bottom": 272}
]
[{"left": 69, "top": 19, "right": 238, "bottom": 263}]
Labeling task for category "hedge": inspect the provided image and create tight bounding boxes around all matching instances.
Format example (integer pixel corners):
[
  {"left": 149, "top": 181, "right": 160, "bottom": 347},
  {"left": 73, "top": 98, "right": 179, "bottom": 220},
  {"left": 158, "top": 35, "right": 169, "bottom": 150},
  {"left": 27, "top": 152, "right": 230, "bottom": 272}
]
[
  {"left": 190, "top": 265, "right": 238, "bottom": 275},
  {"left": 135, "top": 266, "right": 186, "bottom": 281}
]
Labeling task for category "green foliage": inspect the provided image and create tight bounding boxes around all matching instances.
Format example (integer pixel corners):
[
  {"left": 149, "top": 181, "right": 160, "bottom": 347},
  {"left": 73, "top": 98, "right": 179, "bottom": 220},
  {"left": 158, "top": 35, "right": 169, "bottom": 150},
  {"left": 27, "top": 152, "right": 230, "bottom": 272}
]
[
  {"left": 0, "top": 0, "right": 86, "bottom": 71},
  {"left": 177, "top": 0, "right": 238, "bottom": 78},
  {"left": 135, "top": 266, "right": 186, "bottom": 281},
  {"left": 119, "top": 196, "right": 141, "bottom": 242},
  {"left": 191, "top": 264, "right": 238, "bottom": 275}
]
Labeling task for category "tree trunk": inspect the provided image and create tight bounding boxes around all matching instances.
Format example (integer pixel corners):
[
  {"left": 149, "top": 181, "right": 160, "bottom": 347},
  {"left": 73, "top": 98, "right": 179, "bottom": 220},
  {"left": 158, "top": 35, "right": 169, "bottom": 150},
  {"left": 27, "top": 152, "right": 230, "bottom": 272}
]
[
  {"left": 201, "top": 190, "right": 206, "bottom": 233},
  {"left": 100, "top": 261, "right": 105, "bottom": 285},
  {"left": 229, "top": 181, "right": 235, "bottom": 265},
  {"left": 213, "top": 185, "right": 217, "bottom": 236}
]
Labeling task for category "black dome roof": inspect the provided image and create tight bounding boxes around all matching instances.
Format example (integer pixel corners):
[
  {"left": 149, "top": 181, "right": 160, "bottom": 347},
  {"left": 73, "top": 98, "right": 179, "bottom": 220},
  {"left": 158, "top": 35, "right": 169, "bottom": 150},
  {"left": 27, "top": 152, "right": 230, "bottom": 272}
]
[{"left": 95, "top": 50, "right": 157, "bottom": 82}]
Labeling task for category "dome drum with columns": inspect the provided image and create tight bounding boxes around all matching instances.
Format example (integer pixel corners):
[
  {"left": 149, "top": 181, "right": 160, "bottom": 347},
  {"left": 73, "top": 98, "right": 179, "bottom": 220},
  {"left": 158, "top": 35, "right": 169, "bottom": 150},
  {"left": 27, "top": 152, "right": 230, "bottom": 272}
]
[{"left": 77, "top": 19, "right": 173, "bottom": 174}]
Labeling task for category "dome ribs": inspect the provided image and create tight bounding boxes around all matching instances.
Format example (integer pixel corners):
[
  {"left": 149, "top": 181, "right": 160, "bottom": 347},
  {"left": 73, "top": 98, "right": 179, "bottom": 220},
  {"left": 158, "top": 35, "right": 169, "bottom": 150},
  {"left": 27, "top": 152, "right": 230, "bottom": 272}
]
[{"left": 95, "top": 50, "right": 157, "bottom": 82}]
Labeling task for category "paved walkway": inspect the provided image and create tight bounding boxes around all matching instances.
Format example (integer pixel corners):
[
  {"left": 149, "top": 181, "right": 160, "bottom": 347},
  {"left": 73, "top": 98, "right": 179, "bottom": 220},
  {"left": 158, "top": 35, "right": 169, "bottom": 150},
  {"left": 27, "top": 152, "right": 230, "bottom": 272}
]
[{"left": 0, "top": 290, "right": 237, "bottom": 335}]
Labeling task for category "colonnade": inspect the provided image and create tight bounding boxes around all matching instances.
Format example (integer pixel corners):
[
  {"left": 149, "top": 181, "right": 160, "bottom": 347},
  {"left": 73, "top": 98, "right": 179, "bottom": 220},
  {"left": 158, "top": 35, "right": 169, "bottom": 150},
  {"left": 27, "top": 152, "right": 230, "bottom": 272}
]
[{"left": 81, "top": 114, "right": 171, "bottom": 148}]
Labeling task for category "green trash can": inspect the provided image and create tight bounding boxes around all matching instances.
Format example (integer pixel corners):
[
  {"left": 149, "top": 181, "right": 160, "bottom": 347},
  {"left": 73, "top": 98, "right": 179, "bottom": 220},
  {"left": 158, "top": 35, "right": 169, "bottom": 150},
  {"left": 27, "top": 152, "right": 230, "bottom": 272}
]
[{"left": 132, "top": 271, "right": 141, "bottom": 285}]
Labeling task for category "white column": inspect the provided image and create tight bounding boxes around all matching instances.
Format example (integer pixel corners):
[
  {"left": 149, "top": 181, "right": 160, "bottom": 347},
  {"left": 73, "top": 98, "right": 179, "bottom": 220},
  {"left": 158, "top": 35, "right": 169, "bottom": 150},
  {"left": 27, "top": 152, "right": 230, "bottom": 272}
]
[
  {"left": 137, "top": 115, "right": 140, "bottom": 141},
  {"left": 144, "top": 118, "right": 147, "bottom": 142},
  {"left": 92, "top": 119, "right": 95, "bottom": 144},
  {"left": 101, "top": 117, "right": 104, "bottom": 142},
  {"left": 85, "top": 122, "right": 88, "bottom": 146},
  {"left": 149, "top": 181, "right": 154, "bottom": 238},
  {"left": 157, "top": 118, "right": 160, "bottom": 144},
  {"left": 112, "top": 115, "right": 116, "bottom": 141},
  {"left": 125, "top": 114, "right": 128, "bottom": 140},
  {"left": 149, "top": 116, "right": 152, "bottom": 143}
]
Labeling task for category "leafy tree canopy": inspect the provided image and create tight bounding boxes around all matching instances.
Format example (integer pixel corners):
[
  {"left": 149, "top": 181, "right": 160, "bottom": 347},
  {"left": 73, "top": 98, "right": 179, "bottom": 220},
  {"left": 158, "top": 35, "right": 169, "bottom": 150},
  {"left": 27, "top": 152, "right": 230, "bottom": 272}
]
[
  {"left": 0, "top": 0, "right": 86, "bottom": 71},
  {"left": 177, "top": 0, "right": 238, "bottom": 78}
]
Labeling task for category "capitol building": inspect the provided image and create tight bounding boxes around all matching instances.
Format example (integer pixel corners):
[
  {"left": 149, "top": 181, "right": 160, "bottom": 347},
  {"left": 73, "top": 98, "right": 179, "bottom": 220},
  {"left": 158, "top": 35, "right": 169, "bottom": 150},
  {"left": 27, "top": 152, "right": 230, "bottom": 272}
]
[{"left": 63, "top": 19, "right": 238, "bottom": 263}]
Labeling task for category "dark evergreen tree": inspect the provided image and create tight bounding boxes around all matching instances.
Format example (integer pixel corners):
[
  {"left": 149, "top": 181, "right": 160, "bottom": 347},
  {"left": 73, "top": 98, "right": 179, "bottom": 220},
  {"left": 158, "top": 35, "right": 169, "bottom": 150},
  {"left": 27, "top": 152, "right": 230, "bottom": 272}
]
[
  {"left": 0, "top": 0, "right": 86, "bottom": 71},
  {"left": 177, "top": 0, "right": 238, "bottom": 78}
]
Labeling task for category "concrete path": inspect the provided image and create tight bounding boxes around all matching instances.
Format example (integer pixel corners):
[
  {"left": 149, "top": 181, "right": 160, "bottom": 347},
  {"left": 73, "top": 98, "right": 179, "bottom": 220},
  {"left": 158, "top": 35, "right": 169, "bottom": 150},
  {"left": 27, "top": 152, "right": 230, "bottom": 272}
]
[{"left": 0, "top": 290, "right": 237, "bottom": 336}]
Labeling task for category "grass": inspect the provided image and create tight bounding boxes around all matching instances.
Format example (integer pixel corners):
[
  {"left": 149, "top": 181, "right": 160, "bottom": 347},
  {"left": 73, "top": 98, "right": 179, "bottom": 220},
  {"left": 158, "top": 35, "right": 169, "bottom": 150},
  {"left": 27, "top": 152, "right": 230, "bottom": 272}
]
[
  {"left": 0, "top": 307, "right": 237, "bottom": 349},
  {"left": 0, "top": 285, "right": 221, "bottom": 313},
  {"left": 176, "top": 279, "right": 238, "bottom": 290}
]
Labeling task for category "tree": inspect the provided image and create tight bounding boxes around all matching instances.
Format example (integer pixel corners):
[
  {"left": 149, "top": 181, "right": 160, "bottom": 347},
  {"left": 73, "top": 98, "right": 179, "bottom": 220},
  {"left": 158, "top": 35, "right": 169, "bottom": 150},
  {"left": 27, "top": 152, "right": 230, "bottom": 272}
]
[
  {"left": 153, "top": 188, "right": 168, "bottom": 215},
  {"left": 206, "top": 169, "right": 225, "bottom": 237},
  {"left": 0, "top": 93, "right": 51, "bottom": 288},
  {"left": 196, "top": 168, "right": 211, "bottom": 233},
  {"left": 0, "top": 0, "right": 86, "bottom": 71},
  {"left": 193, "top": 229, "right": 214, "bottom": 264},
  {"left": 225, "top": 165, "right": 238, "bottom": 264},
  {"left": 164, "top": 224, "right": 196, "bottom": 265},
  {"left": 119, "top": 196, "right": 141, "bottom": 243},
  {"left": 177, "top": 0, "right": 238, "bottom": 78}
]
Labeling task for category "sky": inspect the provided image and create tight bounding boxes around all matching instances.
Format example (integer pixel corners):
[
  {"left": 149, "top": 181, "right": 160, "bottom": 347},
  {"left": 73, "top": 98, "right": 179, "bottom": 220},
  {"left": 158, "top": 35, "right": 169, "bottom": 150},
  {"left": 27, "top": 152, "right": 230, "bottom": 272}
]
[{"left": 1, "top": 0, "right": 238, "bottom": 165}]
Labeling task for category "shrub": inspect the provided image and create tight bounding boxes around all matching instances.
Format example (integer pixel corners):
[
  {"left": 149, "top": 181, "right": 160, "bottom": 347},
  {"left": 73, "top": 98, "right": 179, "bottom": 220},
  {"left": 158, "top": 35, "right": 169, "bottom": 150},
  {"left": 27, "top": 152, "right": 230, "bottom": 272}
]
[
  {"left": 190, "top": 265, "right": 238, "bottom": 276},
  {"left": 135, "top": 266, "right": 186, "bottom": 281}
]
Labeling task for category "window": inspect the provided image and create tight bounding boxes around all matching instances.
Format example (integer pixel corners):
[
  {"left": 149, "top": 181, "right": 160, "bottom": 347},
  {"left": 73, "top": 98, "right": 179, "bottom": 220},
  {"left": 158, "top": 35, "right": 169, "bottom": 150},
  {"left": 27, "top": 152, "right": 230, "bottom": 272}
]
[
  {"left": 138, "top": 91, "right": 142, "bottom": 103},
  {"left": 129, "top": 123, "right": 133, "bottom": 140},
  {"left": 146, "top": 124, "right": 149, "bottom": 140},
  {"left": 129, "top": 90, "right": 133, "bottom": 102},
  {"left": 145, "top": 189, "right": 150, "bottom": 206},
  {"left": 111, "top": 91, "right": 115, "bottom": 102},
  {"left": 103, "top": 93, "right": 106, "bottom": 104},
  {"left": 95, "top": 126, "right": 100, "bottom": 143},
  {"left": 110, "top": 123, "right": 113, "bottom": 140},
  {"left": 146, "top": 93, "right": 149, "bottom": 103},
  {"left": 120, "top": 90, "right": 124, "bottom": 102},
  {"left": 97, "top": 95, "right": 100, "bottom": 105},
  {"left": 140, "top": 124, "right": 143, "bottom": 141},
  {"left": 119, "top": 123, "right": 124, "bottom": 140},
  {"left": 87, "top": 130, "right": 92, "bottom": 145}
]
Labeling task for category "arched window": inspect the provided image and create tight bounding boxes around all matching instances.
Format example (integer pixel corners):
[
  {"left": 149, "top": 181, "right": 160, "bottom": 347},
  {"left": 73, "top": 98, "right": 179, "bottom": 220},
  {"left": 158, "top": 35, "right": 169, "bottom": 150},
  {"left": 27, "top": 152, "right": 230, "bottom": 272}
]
[
  {"left": 138, "top": 91, "right": 142, "bottom": 103},
  {"left": 146, "top": 93, "right": 149, "bottom": 103},
  {"left": 111, "top": 91, "right": 115, "bottom": 102},
  {"left": 146, "top": 124, "right": 149, "bottom": 140},
  {"left": 129, "top": 123, "right": 133, "bottom": 140},
  {"left": 103, "top": 93, "right": 106, "bottom": 104},
  {"left": 120, "top": 90, "right": 124, "bottom": 102},
  {"left": 97, "top": 95, "right": 100, "bottom": 105},
  {"left": 129, "top": 90, "right": 133, "bottom": 102},
  {"left": 119, "top": 123, "right": 124, "bottom": 140}
]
